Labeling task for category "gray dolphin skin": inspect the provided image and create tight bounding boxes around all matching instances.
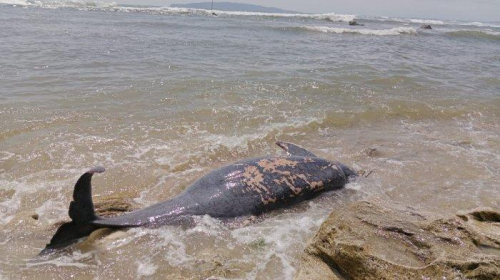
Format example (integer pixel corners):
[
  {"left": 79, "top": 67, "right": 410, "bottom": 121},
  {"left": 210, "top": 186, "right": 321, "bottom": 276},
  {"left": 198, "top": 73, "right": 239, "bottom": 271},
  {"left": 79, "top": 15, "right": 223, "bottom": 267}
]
[{"left": 43, "top": 142, "right": 357, "bottom": 253}]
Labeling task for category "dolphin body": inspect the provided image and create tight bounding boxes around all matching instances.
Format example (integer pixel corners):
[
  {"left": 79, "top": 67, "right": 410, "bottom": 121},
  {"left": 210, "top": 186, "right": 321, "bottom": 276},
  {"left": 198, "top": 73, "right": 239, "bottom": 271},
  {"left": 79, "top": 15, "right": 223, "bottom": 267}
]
[{"left": 43, "top": 142, "right": 357, "bottom": 253}]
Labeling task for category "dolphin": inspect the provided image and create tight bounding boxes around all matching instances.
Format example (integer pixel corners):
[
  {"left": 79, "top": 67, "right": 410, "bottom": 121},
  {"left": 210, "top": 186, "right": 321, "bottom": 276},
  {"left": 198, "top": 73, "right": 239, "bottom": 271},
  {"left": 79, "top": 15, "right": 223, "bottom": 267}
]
[{"left": 43, "top": 142, "right": 357, "bottom": 253}]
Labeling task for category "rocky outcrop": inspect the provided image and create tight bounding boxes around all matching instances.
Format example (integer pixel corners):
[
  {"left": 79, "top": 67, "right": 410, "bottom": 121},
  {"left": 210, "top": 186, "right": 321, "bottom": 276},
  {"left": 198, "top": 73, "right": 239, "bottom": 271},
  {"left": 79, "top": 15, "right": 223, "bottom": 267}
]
[
  {"left": 349, "top": 20, "right": 364, "bottom": 26},
  {"left": 296, "top": 201, "right": 500, "bottom": 280},
  {"left": 421, "top": 24, "right": 432, "bottom": 29},
  {"left": 94, "top": 195, "right": 140, "bottom": 217}
]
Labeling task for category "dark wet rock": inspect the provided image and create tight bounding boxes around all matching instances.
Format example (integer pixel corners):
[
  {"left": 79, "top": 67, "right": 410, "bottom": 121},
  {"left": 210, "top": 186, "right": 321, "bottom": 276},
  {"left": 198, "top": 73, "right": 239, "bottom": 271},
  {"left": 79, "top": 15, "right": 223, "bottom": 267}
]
[
  {"left": 349, "top": 20, "right": 364, "bottom": 26},
  {"left": 421, "top": 24, "right": 432, "bottom": 29},
  {"left": 363, "top": 147, "right": 381, "bottom": 157},
  {"left": 296, "top": 201, "right": 500, "bottom": 280},
  {"left": 458, "top": 207, "right": 500, "bottom": 223}
]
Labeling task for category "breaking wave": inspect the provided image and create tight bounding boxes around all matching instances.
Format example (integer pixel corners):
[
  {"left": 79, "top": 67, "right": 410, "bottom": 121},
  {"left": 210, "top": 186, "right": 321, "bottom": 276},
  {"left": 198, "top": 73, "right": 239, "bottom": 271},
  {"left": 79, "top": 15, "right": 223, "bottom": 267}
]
[
  {"left": 2, "top": 0, "right": 499, "bottom": 31},
  {"left": 130, "top": 8, "right": 356, "bottom": 22},
  {"left": 459, "top": 21, "right": 500, "bottom": 28},
  {"left": 0, "top": 1, "right": 355, "bottom": 22},
  {"left": 446, "top": 30, "right": 500, "bottom": 40},
  {"left": 368, "top": 16, "right": 445, "bottom": 25},
  {"left": 297, "top": 26, "right": 417, "bottom": 36},
  {"left": 0, "top": 0, "right": 117, "bottom": 8}
]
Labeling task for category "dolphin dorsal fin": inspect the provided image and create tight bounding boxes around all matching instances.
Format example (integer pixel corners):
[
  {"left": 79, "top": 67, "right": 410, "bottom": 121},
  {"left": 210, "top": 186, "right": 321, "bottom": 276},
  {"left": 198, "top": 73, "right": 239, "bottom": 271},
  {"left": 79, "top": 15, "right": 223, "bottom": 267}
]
[{"left": 276, "top": 142, "right": 317, "bottom": 157}]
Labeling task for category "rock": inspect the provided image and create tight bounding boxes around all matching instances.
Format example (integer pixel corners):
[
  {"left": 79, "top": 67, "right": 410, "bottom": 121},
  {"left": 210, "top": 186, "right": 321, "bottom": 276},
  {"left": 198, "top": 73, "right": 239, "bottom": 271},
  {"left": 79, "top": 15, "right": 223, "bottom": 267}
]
[
  {"left": 296, "top": 201, "right": 500, "bottom": 280},
  {"left": 421, "top": 24, "right": 432, "bottom": 29},
  {"left": 93, "top": 195, "right": 140, "bottom": 217},
  {"left": 349, "top": 20, "right": 364, "bottom": 26},
  {"left": 31, "top": 213, "right": 39, "bottom": 220},
  {"left": 362, "top": 147, "right": 381, "bottom": 157}
]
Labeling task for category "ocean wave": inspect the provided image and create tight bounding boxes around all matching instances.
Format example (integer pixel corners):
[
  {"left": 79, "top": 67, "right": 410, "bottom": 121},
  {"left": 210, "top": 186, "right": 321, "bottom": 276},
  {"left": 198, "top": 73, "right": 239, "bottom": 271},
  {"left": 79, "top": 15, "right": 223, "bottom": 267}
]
[
  {"left": 297, "top": 26, "right": 417, "bottom": 36},
  {"left": 361, "top": 15, "right": 445, "bottom": 25},
  {"left": 407, "top": 18, "right": 444, "bottom": 25},
  {"left": 3, "top": 1, "right": 499, "bottom": 31},
  {"left": 115, "top": 7, "right": 356, "bottom": 22},
  {"left": 0, "top": 0, "right": 29, "bottom": 4},
  {"left": 360, "top": 16, "right": 500, "bottom": 29},
  {"left": 0, "top": 1, "right": 355, "bottom": 22},
  {"left": 459, "top": 21, "right": 500, "bottom": 28},
  {"left": 0, "top": 0, "right": 117, "bottom": 8},
  {"left": 446, "top": 30, "right": 500, "bottom": 40}
]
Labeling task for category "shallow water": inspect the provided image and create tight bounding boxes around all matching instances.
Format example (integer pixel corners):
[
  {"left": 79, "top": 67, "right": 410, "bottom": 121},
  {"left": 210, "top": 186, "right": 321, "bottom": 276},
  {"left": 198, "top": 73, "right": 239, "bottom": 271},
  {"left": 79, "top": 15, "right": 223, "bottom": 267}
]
[{"left": 0, "top": 1, "right": 499, "bottom": 279}]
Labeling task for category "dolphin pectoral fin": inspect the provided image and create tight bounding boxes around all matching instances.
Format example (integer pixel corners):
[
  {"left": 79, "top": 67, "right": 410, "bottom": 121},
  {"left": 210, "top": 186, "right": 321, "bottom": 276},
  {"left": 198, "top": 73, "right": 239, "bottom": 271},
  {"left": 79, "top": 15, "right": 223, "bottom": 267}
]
[
  {"left": 275, "top": 141, "right": 317, "bottom": 157},
  {"left": 41, "top": 167, "right": 105, "bottom": 254}
]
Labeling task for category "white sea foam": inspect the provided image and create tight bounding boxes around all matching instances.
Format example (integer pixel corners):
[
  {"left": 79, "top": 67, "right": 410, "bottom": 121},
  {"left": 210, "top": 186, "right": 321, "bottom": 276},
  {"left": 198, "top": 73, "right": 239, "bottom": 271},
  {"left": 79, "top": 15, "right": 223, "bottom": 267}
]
[
  {"left": 0, "top": 151, "right": 15, "bottom": 161},
  {"left": 459, "top": 21, "right": 500, "bottom": 28},
  {"left": 231, "top": 209, "right": 325, "bottom": 279},
  {"left": 362, "top": 15, "right": 445, "bottom": 25},
  {"left": 300, "top": 26, "right": 417, "bottom": 36},
  {"left": 0, "top": 0, "right": 117, "bottom": 8},
  {"left": 27, "top": 250, "right": 95, "bottom": 268},
  {"left": 0, "top": 168, "right": 82, "bottom": 225},
  {"left": 0, "top": 0, "right": 29, "bottom": 5},
  {"left": 407, "top": 18, "right": 444, "bottom": 25},
  {"left": 118, "top": 6, "right": 356, "bottom": 22},
  {"left": 136, "top": 260, "right": 158, "bottom": 278}
]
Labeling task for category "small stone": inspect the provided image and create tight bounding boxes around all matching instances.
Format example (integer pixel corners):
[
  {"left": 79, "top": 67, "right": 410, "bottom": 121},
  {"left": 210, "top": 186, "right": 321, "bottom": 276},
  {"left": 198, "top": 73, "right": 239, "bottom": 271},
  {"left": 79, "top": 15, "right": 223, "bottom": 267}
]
[
  {"left": 364, "top": 148, "right": 380, "bottom": 157},
  {"left": 31, "top": 213, "right": 39, "bottom": 220}
]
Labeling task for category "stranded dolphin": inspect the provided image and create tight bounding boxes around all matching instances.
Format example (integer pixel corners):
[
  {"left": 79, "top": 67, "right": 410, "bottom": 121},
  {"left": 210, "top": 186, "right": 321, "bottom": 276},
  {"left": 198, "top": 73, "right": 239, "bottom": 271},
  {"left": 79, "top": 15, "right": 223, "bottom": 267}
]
[{"left": 43, "top": 142, "right": 357, "bottom": 253}]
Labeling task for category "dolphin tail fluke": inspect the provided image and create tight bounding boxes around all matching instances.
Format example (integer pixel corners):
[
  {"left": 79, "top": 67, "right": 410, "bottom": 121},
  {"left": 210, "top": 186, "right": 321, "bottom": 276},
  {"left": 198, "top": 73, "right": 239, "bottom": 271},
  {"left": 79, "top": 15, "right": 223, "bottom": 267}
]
[
  {"left": 41, "top": 167, "right": 105, "bottom": 254},
  {"left": 41, "top": 221, "right": 99, "bottom": 254}
]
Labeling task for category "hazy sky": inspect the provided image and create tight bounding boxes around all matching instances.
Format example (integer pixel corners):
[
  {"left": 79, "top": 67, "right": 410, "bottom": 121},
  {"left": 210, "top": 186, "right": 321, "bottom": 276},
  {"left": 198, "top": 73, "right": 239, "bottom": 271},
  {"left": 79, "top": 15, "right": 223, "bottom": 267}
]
[{"left": 109, "top": 0, "right": 500, "bottom": 22}]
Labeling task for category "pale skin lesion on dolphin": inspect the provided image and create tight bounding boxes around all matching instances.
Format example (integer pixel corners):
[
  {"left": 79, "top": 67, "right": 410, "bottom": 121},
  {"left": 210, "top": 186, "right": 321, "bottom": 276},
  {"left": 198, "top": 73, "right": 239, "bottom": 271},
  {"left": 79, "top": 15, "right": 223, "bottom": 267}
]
[
  {"left": 257, "top": 158, "right": 328, "bottom": 195},
  {"left": 309, "top": 180, "right": 325, "bottom": 191},
  {"left": 293, "top": 173, "right": 325, "bottom": 192},
  {"left": 268, "top": 169, "right": 325, "bottom": 196},
  {"left": 242, "top": 159, "right": 332, "bottom": 204},
  {"left": 242, "top": 165, "right": 267, "bottom": 194},
  {"left": 257, "top": 158, "right": 299, "bottom": 173},
  {"left": 242, "top": 165, "right": 277, "bottom": 205},
  {"left": 273, "top": 177, "right": 303, "bottom": 195}
]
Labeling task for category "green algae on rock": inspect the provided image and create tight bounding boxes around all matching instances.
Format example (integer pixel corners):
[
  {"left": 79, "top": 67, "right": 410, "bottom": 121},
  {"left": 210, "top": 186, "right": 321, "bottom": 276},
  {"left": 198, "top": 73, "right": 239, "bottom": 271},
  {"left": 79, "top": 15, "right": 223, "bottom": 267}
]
[{"left": 296, "top": 201, "right": 500, "bottom": 280}]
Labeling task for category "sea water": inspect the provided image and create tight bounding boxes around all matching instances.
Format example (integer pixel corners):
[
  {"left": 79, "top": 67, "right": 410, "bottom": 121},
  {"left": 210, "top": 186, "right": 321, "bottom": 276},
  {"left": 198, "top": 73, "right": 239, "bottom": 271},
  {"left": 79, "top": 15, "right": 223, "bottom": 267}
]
[{"left": 0, "top": 1, "right": 499, "bottom": 279}]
